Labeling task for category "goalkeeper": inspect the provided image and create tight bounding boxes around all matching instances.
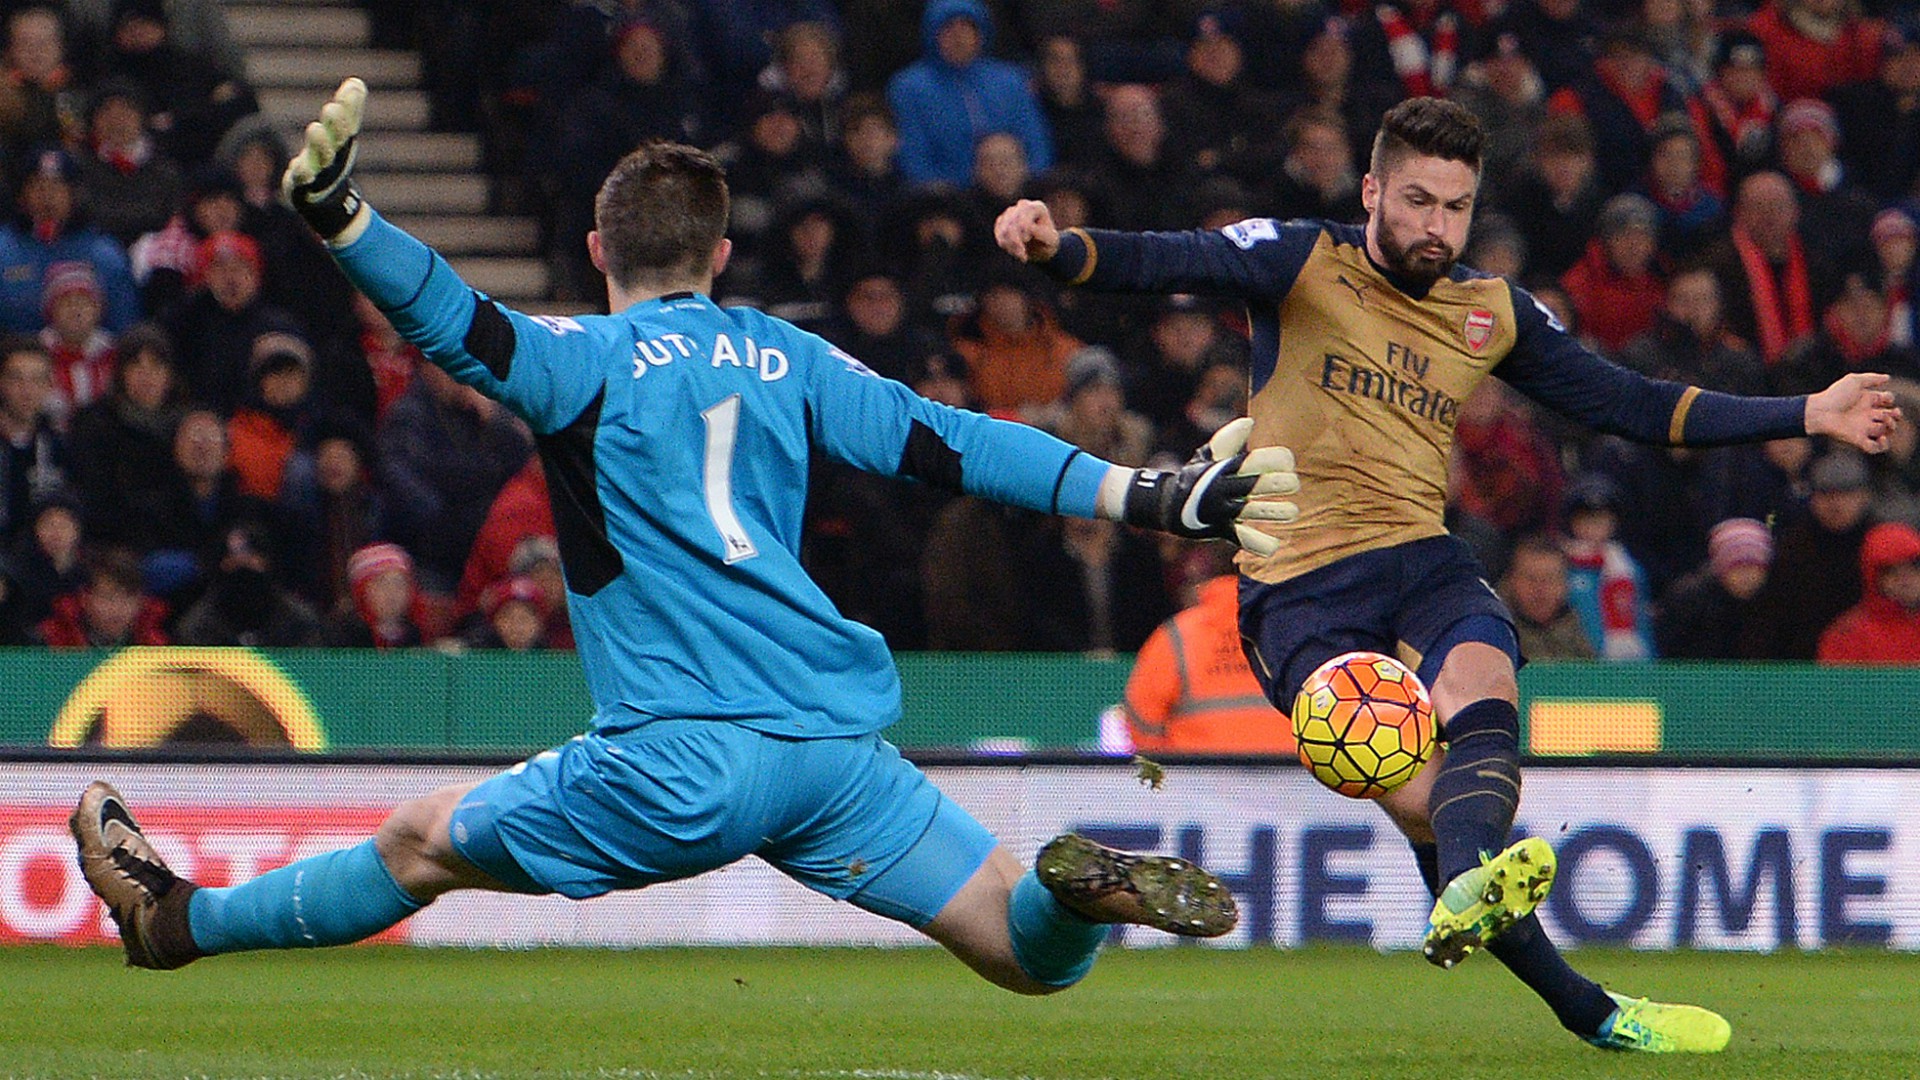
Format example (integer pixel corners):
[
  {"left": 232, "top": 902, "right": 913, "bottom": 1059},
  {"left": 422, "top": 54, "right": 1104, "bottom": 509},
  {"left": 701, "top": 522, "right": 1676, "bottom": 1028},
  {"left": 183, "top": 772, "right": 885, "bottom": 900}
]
[{"left": 70, "top": 79, "right": 1300, "bottom": 991}]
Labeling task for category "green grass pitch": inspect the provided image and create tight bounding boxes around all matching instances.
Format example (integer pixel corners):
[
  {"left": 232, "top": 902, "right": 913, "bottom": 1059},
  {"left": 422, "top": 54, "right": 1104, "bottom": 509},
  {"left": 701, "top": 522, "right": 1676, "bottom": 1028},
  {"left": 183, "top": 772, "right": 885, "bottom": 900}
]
[{"left": 3, "top": 945, "right": 1917, "bottom": 1079}]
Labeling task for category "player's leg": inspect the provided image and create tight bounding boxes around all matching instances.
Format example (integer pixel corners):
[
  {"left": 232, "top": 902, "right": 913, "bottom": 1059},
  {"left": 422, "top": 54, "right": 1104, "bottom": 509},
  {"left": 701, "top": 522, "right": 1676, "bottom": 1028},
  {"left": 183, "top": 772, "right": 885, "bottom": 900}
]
[
  {"left": 70, "top": 777, "right": 512, "bottom": 969},
  {"left": 763, "top": 733, "right": 1234, "bottom": 994}
]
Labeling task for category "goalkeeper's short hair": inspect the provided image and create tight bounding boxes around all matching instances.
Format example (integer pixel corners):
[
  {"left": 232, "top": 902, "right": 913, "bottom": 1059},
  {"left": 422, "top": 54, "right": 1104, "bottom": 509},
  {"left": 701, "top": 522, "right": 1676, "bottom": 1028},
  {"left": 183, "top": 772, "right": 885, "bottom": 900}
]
[{"left": 593, "top": 142, "right": 731, "bottom": 291}]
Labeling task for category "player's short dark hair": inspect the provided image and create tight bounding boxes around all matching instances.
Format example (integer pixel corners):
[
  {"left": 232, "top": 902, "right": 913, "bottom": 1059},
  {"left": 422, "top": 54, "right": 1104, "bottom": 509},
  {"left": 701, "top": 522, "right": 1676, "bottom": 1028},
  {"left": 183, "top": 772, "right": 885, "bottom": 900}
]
[
  {"left": 594, "top": 142, "right": 730, "bottom": 291},
  {"left": 1369, "top": 97, "right": 1484, "bottom": 178}
]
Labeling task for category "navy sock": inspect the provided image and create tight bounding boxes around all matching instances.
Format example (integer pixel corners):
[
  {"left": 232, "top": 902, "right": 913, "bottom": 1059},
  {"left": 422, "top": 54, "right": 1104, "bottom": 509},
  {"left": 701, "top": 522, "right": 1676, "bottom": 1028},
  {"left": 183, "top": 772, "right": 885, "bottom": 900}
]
[
  {"left": 1487, "top": 915, "right": 1620, "bottom": 1036},
  {"left": 1413, "top": 832, "right": 1614, "bottom": 1035},
  {"left": 1429, "top": 698, "right": 1522, "bottom": 884}
]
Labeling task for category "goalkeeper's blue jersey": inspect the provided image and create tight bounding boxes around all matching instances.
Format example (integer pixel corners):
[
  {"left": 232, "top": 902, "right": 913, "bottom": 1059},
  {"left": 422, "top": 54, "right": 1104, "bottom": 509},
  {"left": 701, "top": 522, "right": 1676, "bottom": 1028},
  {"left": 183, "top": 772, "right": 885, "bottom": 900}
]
[{"left": 334, "top": 212, "right": 1114, "bottom": 738}]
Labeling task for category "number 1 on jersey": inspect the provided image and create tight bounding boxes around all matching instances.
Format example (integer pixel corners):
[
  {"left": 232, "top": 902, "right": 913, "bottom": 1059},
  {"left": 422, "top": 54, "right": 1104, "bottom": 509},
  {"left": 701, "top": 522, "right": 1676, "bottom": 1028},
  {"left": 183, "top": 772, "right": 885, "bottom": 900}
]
[{"left": 701, "top": 395, "right": 759, "bottom": 564}]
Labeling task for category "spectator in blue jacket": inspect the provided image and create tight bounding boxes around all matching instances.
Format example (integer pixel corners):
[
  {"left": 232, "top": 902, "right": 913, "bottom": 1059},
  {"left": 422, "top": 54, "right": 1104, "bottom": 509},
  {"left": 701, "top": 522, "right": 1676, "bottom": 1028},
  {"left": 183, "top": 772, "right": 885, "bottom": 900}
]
[
  {"left": 0, "top": 148, "right": 139, "bottom": 334},
  {"left": 886, "top": 0, "right": 1052, "bottom": 188}
]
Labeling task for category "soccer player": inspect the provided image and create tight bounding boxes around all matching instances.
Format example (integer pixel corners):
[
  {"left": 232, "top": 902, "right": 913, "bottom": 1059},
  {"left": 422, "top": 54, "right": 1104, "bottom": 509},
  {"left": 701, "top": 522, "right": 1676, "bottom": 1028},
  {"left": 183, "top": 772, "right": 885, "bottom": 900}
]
[
  {"left": 70, "top": 80, "right": 1302, "bottom": 992},
  {"left": 995, "top": 97, "right": 1901, "bottom": 1052}
]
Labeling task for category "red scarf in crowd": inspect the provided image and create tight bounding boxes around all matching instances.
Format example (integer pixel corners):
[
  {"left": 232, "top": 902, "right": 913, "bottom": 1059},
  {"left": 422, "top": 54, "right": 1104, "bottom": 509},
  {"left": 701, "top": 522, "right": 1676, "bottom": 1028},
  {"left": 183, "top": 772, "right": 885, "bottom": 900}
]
[
  {"left": 1732, "top": 225, "right": 1815, "bottom": 362},
  {"left": 1377, "top": 4, "right": 1459, "bottom": 97}
]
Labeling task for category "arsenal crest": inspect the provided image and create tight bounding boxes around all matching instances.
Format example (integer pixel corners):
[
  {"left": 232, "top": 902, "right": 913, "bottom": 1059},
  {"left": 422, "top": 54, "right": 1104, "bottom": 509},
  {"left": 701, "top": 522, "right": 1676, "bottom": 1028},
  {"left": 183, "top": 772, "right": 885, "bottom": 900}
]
[{"left": 1464, "top": 309, "right": 1495, "bottom": 353}]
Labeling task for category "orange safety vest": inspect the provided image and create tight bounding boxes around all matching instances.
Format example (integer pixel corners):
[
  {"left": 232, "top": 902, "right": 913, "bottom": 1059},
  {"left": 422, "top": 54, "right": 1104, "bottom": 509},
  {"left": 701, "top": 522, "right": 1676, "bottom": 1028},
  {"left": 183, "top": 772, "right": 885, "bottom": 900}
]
[{"left": 1122, "top": 576, "right": 1294, "bottom": 754}]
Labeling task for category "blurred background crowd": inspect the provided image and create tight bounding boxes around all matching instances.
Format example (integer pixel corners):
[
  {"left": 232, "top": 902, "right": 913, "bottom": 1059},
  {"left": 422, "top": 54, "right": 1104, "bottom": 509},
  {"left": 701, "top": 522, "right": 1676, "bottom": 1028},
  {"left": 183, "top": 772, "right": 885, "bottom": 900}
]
[{"left": 0, "top": 0, "right": 1915, "bottom": 667}]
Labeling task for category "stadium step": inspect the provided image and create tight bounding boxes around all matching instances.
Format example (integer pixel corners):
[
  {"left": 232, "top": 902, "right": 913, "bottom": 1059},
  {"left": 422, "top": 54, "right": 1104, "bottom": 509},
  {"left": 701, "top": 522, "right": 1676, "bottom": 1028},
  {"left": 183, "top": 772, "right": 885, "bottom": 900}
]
[
  {"left": 388, "top": 215, "right": 539, "bottom": 256},
  {"left": 246, "top": 48, "right": 420, "bottom": 89},
  {"left": 228, "top": 4, "right": 368, "bottom": 49},
  {"left": 449, "top": 258, "right": 549, "bottom": 300},
  {"left": 356, "top": 133, "right": 483, "bottom": 173},
  {"left": 355, "top": 173, "right": 488, "bottom": 215},
  {"left": 258, "top": 87, "right": 429, "bottom": 132}
]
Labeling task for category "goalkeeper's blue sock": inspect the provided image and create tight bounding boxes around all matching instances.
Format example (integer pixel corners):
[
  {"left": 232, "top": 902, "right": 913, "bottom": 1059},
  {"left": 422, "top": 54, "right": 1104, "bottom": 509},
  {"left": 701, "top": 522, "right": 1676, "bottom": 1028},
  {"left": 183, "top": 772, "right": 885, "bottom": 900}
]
[
  {"left": 188, "top": 839, "right": 423, "bottom": 954},
  {"left": 1429, "top": 698, "right": 1523, "bottom": 884},
  {"left": 1007, "top": 869, "right": 1104, "bottom": 988}
]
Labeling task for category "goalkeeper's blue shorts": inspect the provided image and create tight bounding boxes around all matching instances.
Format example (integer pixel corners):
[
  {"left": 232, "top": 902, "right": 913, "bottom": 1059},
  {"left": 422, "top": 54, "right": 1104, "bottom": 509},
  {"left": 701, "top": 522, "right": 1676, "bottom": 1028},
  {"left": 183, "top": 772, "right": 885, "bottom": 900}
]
[
  {"left": 1239, "top": 533, "right": 1520, "bottom": 708},
  {"left": 447, "top": 722, "right": 997, "bottom": 927}
]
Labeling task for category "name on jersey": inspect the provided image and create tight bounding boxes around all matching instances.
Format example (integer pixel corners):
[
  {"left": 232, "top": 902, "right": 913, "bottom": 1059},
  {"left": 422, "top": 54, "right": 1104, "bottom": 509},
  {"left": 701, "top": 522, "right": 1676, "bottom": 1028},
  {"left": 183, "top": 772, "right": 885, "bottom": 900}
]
[
  {"left": 1318, "top": 340, "right": 1459, "bottom": 428},
  {"left": 631, "top": 333, "right": 789, "bottom": 382}
]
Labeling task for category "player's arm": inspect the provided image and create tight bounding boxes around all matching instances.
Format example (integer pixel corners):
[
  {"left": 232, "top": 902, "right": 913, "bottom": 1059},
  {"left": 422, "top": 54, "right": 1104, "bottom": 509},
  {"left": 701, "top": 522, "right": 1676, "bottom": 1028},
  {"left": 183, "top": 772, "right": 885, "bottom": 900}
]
[
  {"left": 1496, "top": 282, "right": 1900, "bottom": 451},
  {"left": 803, "top": 342, "right": 1298, "bottom": 554},
  {"left": 994, "top": 198, "right": 1317, "bottom": 297},
  {"left": 280, "top": 78, "right": 601, "bottom": 435}
]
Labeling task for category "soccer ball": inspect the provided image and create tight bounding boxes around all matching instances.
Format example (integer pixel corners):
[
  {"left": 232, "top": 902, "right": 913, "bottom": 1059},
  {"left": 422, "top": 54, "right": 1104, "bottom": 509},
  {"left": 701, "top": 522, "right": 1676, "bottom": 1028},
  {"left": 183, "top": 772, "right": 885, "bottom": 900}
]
[{"left": 1292, "top": 651, "right": 1436, "bottom": 799}]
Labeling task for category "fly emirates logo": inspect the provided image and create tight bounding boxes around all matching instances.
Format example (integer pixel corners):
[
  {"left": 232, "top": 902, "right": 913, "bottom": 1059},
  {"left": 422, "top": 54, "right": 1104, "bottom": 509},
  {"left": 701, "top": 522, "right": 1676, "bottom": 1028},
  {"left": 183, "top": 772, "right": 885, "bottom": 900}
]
[{"left": 1317, "top": 340, "right": 1460, "bottom": 428}]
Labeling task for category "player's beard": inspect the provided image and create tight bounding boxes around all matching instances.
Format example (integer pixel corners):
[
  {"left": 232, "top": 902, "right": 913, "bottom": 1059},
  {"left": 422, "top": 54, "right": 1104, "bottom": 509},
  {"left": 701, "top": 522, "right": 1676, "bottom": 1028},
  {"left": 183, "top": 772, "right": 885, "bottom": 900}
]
[{"left": 1374, "top": 219, "right": 1458, "bottom": 290}]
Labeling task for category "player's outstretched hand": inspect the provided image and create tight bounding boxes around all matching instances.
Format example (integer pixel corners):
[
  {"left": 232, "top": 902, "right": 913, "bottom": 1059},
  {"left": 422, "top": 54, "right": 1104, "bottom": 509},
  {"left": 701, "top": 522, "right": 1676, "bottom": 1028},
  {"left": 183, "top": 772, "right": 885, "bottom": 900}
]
[
  {"left": 994, "top": 199, "right": 1060, "bottom": 264},
  {"left": 282, "top": 77, "right": 370, "bottom": 245},
  {"left": 1123, "top": 418, "right": 1299, "bottom": 556},
  {"left": 1806, "top": 371, "right": 1903, "bottom": 454}
]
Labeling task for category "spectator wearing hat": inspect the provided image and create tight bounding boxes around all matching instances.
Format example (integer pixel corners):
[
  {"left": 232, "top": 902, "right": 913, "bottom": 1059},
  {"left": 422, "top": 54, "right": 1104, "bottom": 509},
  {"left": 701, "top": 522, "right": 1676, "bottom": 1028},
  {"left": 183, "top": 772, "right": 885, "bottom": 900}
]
[
  {"left": 1546, "top": 29, "right": 1727, "bottom": 197},
  {"left": 469, "top": 574, "right": 551, "bottom": 651},
  {"left": 1709, "top": 171, "right": 1833, "bottom": 365},
  {"left": 950, "top": 261, "right": 1082, "bottom": 415},
  {"left": 0, "top": 6, "right": 82, "bottom": 169},
  {"left": 1743, "top": 449, "right": 1875, "bottom": 657},
  {"left": 886, "top": 0, "right": 1051, "bottom": 188},
  {"left": 66, "top": 322, "right": 181, "bottom": 546},
  {"left": 1488, "top": 0, "right": 1602, "bottom": 95},
  {"left": 0, "top": 335, "right": 65, "bottom": 544},
  {"left": 1653, "top": 517, "right": 1775, "bottom": 657},
  {"left": 323, "top": 542, "right": 422, "bottom": 649},
  {"left": 36, "top": 545, "right": 169, "bottom": 647},
  {"left": 227, "top": 329, "right": 321, "bottom": 501},
  {"left": 101, "top": 0, "right": 257, "bottom": 168},
  {"left": 126, "top": 164, "right": 238, "bottom": 319},
  {"left": 1772, "top": 275, "right": 1920, "bottom": 396},
  {"left": 1160, "top": 12, "right": 1287, "bottom": 184},
  {"left": 173, "top": 518, "right": 324, "bottom": 647},
  {"left": 1817, "top": 521, "right": 1920, "bottom": 663},
  {"left": 166, "top": 230, "right": 305, "bottom": 413},
  {"left": 1872, "top": 209, "right": 1917, "bottom": 348},
  {"left": 38, "top": 260, "right": 113, "bottom": 418},
  {"left": 1498, "top": 534, "right": 1596, "bottom": 660},
  {"left": 75, "top": 79, "right": 183, "bottom": 246},
  {"left": 6, "top": 484, "right": 84, "bottom": 626},
  {"left": 1560, "top": 474, "right": 1656, "bottom": 660},
  {"left": 1775, "top": 97, "right": 1879, "bottom": 277},
  {"left": 1698, "top": 30, "right": 1778, "bottom": 183},
  {"left": 1027, "top": 345, "right": 1154, "bottom": 467},
  {"left": 1633, "top": 112, "right": 1726, "bottom": 262},
  {"left": 0, "top": 148, "right": 139, "bottom": 335},
  {"left": 1561, "top": 193, "right": 1669, "bottom": 354},
  {"left": 1830, "top": 15, "right": 1920, "bottom": 204},
  {"left": 1744, "top": 0, "right": 1884, "bottom": 104},
  {"left": 1497, "top": 112, "right": 1606, "bottom": 281}
]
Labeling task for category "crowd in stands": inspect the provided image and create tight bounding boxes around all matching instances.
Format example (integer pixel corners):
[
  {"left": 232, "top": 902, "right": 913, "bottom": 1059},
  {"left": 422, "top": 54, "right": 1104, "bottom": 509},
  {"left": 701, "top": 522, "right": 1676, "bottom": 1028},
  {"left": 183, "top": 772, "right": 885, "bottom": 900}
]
[{"left": 0, "top": 0, "right": 1918, "bottom": 665}]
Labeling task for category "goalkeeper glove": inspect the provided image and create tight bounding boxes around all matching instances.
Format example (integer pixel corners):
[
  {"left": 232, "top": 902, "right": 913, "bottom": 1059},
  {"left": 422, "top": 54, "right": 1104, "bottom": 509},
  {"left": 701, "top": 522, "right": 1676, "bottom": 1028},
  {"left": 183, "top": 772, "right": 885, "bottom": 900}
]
[
  {"left": 1120, "top": 417, "right": 1298, "bottom": 557},
  {"left": 282, "top": 77, "right": 370, "bottom": 245}
]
